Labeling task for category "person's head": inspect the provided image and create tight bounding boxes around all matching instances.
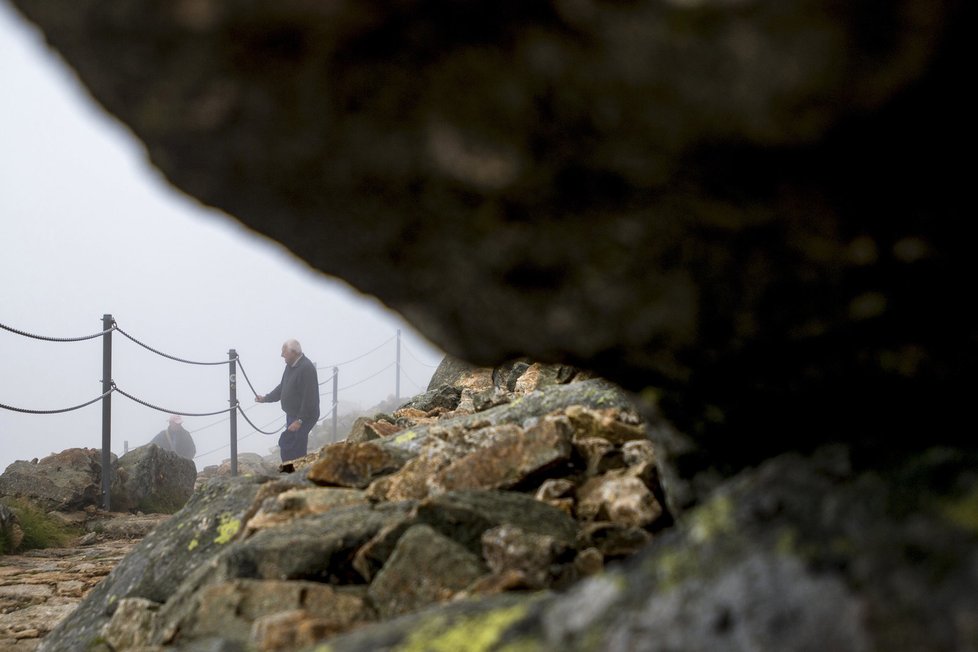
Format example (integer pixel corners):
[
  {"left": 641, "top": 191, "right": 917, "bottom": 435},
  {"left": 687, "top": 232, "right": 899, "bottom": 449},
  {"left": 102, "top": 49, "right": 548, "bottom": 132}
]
[
  {"left": 168, "top": 414, "right": 183, "bottom": 429},
  {"left": 281, "top": 339, "right": 302, "bottom": 365}
]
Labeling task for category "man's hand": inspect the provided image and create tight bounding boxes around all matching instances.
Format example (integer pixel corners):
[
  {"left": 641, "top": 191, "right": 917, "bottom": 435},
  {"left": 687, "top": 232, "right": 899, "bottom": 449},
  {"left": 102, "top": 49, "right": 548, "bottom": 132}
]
[
  {"left": 255, "top": 395, "right": 264, "bottom": 403},
  {"left": 288, "top": 419, "right": 302, "bottom": 432}
]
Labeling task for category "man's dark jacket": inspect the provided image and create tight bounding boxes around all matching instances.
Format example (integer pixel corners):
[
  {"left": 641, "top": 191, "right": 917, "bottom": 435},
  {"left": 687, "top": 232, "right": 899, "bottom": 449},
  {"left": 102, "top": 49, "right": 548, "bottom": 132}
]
[{"left": 265, "top": 355, "right": 320, "bottom": 422}]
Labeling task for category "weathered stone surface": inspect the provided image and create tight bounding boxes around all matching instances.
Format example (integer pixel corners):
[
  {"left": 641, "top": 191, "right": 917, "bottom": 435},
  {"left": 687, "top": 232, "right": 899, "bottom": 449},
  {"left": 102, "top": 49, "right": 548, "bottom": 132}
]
[
  {"left": 365, "top": 450, "right": 454, "bottom": 503},
  {"left": 415, "top": 490, "right": 579, "bottom": 556},
  {"left": 0, "top": 449, "right": 106, "bottom": 512},
  {"left": 378, "top": 379, "right": 643, "bottom": 457},
  {"left": 431, "top": 417, "right": 574, "bottom": 492},
  {"left": 535, "top": 479, "right": 575, "bottom": 502},
  {"left": 481, "top": 524, "right": 571, "bottom": 590},
  {"left": 245, "top": 487, "right": 369, "bottom": 533},
  {"left": 345, "top": 417, "right": 381, "bottom": 444},
  {"left": 426, "top": 357, "right": 486, "bottom": 393},
  {"left": 576, "top": 472, "right": 664, "bottom": 528},
  {"left": 398, "top": 385, "right": 462, "bottom": 413},
  {"left": 351, "top": 518, "right": 415, "bottom": 583},
  {"left": 574, "top": 437, "right": 624, "bottom": 477},
  {"left": 196, "top": 453, "right": 279, "bottom": 487},
  {"left": 368, "top": 524, "right": 486, "bottom": 620},
  {"left": 99, "top": 597, "right": 159, "bottom": 651},
  {"left": 110, "top": 445, "right": 197, "bottom": 513},
  {"left": 307, "top": 441, "right": 413, "bottom": 489},
  {"left": 345, "top": 417, "right": 402, "bottom": 445},
  {"left": 251, "top": 607, "right": 355, "bottom": 652},
  {"left": 219, "top": 502, "right": 415, "bottom": 584},
  {"left": 176, "top": 579, "right": 369, "bottom": 646},
  {"left": 514, "top": 363, "right": 583, "bottom": 394},
  {"left": 576, "top": 522, "right": 652, "bottom": 560}
]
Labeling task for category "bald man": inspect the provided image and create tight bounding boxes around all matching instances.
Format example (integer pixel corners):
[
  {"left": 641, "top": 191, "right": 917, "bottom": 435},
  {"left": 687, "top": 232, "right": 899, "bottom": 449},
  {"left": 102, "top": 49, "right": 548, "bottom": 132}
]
[{"left": 256, "top": 339, "right": 320, "bottom": 462}]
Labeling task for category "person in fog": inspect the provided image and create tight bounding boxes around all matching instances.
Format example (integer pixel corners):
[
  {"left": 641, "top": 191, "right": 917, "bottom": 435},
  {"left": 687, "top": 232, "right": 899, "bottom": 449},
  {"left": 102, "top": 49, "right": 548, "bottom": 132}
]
[
  {"left": 149, "top": 414, "right": 197, "bottom": 460},
  {"left": 256, "top": 338, "right": 320, "bottom": 462}
]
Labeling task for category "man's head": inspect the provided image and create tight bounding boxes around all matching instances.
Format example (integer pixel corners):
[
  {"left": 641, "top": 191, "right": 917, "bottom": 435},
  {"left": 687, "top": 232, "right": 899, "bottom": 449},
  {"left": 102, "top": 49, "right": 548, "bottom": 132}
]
[
  {"left": 168, "top": 414, "right": 183, "bottom": 428},
  {"left": 281, "top": 339, "right": 302, "bottom": 365}
]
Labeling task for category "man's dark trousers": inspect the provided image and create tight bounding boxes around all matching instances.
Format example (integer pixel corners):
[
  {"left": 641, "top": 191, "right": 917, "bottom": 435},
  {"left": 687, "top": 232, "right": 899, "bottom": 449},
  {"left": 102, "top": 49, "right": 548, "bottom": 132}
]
[{"left": 279, "top": 415, "right": 314, "bottom": 462}]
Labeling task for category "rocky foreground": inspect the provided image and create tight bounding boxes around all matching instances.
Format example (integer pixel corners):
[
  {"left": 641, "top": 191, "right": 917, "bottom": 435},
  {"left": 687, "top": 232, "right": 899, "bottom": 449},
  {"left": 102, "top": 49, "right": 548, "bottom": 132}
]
[
  {"left": 6, "top": 356, "right": 978, "bottom": 652},
  {"left": 35, "top": 359, "right": 675, "bottom": 651}
]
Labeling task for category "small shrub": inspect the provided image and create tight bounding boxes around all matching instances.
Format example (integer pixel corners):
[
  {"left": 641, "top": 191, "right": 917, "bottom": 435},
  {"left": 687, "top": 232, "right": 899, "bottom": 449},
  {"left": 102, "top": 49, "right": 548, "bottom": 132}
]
[{"left": 0, "top": 497, "right": 80, "bottom": 552}]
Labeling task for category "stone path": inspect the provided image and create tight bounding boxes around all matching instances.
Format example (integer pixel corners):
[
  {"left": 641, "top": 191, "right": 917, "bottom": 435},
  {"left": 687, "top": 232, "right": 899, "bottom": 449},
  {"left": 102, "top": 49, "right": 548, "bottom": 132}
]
[{"left": 0, "top": 514, "right": 168, "bottom": 651}]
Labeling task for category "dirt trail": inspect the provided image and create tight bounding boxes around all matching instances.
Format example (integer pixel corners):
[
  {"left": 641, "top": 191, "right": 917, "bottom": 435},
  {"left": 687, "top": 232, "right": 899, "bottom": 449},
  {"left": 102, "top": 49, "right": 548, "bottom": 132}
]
[{"left": 0, "top": 514, "right": 167, "bottom": 651}]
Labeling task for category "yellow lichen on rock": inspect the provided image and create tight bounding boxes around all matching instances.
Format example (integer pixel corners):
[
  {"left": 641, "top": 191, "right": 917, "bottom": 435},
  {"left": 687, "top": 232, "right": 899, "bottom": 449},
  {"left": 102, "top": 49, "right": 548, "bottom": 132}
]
[
  {"left": 399, "top": 603, "right": 531, "bottom": 652},
  {"left": 214, "top": 514, "right": 241, "bottom": 545}
]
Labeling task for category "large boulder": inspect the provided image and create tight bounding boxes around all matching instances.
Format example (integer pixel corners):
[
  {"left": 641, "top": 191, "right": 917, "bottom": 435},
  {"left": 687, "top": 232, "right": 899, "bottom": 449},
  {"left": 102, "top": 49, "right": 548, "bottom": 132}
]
[
  {"left": 110, "top": 445, "right": 198, "bottom": 514},
  {"left": 0, "top": 448, "right": 107, "bottom": 512}
]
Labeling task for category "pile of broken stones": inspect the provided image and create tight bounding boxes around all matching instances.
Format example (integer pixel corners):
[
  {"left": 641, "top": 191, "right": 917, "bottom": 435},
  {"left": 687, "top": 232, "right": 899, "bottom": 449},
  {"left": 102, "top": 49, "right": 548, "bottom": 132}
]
[{"left": 43, "top": 358, "right": 671, "bottom": 651}]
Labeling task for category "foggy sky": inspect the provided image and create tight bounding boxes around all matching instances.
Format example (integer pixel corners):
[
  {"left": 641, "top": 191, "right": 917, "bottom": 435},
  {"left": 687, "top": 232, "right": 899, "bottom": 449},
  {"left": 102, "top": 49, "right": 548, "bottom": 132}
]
[{"left": 0, "top": 2, "right": 445, "bottom": 472}]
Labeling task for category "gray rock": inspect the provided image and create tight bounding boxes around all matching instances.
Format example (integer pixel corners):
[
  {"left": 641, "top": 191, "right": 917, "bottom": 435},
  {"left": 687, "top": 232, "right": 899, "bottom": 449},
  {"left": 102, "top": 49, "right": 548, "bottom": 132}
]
[
  {"left": 429, "top": 416, "right": 574, "bottom": 492},
  {"left": 426, "top": 356, "right": 483, "bottom": 392},
  {"left": 415, "top": 490, "right": 579, "bottom": 556},
  {"left": 218, "top": 501, "right": 415, "bottom": 584},
  {"left": 482, "top": 524, "right": 571, "bottom": 590},
  {"left": 111, "top": 444, "right": 197, "bottom": 513},
  {"left": 0, "top": 448, "right": 106, "bottom": 512},
  {"left": 397, "top": 384, "right": 462, "bottom": 413},
  {"left": 306, "top": 441, "right": 414, "bottom": 489},
  {"left": 368, "top": 524, "right": 486, "bottom": 619},
  {"left": 175, "top": 579, "right": 369, "bottom": 645}
]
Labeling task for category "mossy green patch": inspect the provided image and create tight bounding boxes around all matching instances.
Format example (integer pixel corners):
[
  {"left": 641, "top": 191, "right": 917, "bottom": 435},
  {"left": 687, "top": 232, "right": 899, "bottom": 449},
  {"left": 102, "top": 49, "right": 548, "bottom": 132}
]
[
  {"left": 655, "top": 548, "right": 701, "bottom": 591},
  {"left": 776, "top": 527, "right": 798, "bottom": 556},
  {"left": 214, "top": 513, "right": 241, "bottom": 544},
  {"left": 399, "top": 603, "right": 529, "bottom": 652},
  {"left": 648, "top": 495, "right": 738, "bottom": 591},
  {"left": 0, "top": 497, "right": 79, "bottom": 552},
  {"left": 940, "top": 486, "right": 978, "bottom": 533},
  {"left": 688, "top": 494, "right": 734, "bottom": 544},
  {"left": 188, "top": 538, "right": 199, "bottom": 551}
]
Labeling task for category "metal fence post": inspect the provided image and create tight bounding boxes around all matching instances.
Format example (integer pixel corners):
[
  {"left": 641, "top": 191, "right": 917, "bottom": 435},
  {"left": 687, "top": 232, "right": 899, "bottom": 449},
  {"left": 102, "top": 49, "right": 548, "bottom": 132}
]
[
  {"left": 100, "top": 313, "right": 113, "bottom": 511},
  {"left": 229, "top": 349, "right": 238, "bottom": 477},
  {"left": 332, "top": 366, "right": 338, "bottom": 442},
  {"left": 395, "top": 329, "right": 401, "bottom": 401}
]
